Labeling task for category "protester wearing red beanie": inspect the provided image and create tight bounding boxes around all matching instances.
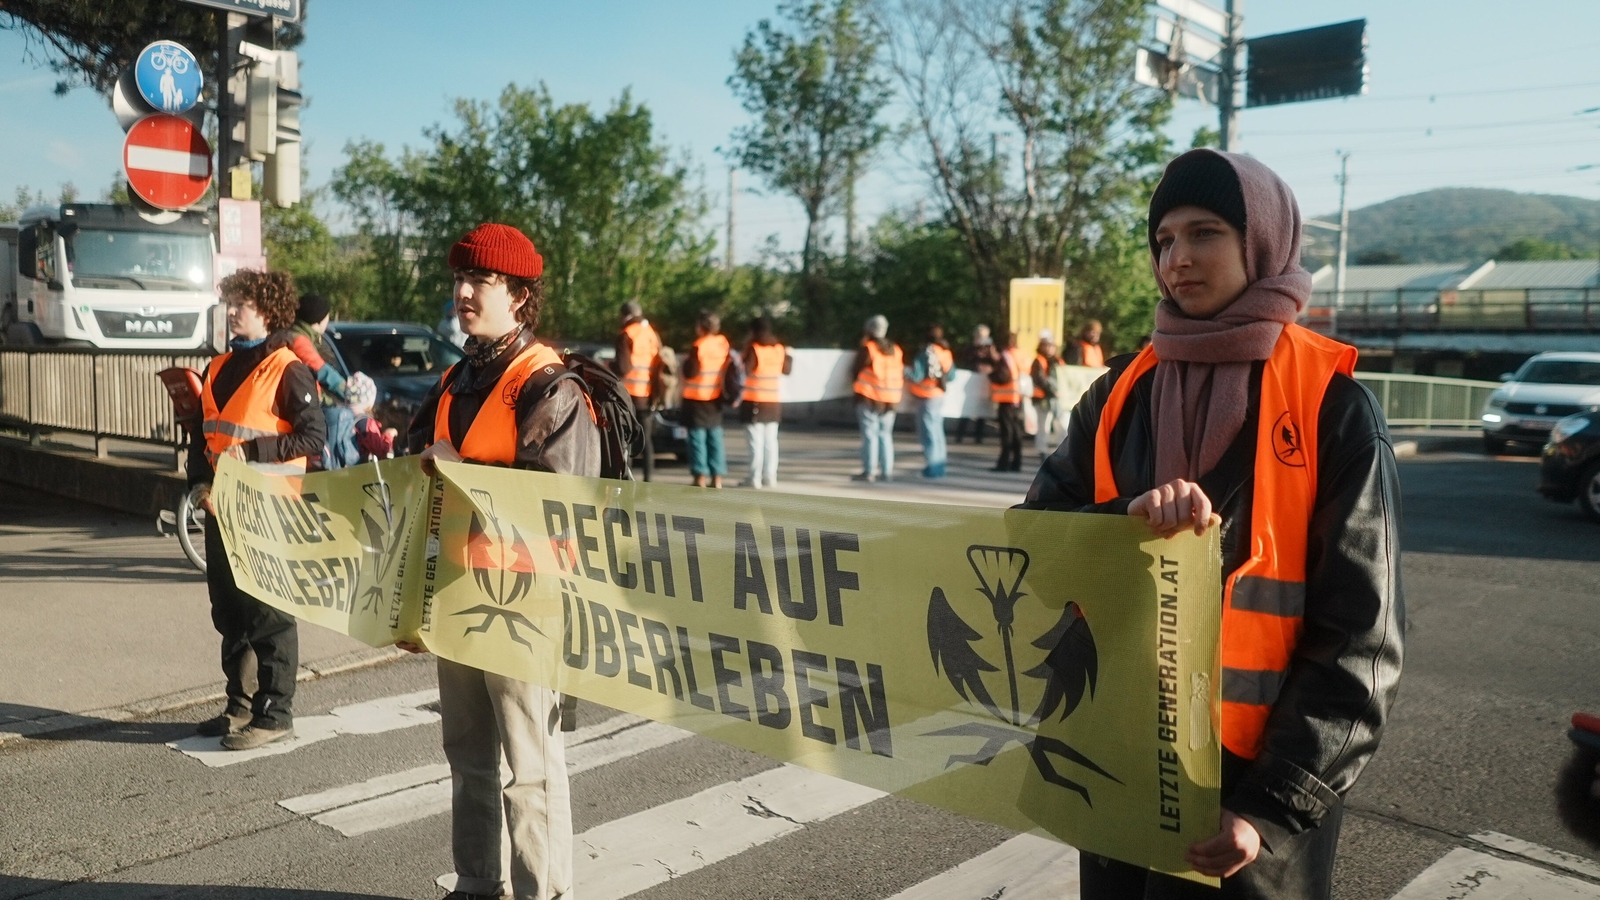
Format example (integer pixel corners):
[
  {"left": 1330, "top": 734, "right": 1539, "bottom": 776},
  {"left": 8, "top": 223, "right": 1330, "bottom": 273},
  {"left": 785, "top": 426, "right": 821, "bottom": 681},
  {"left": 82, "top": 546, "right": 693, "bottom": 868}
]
[
  {"left": 448, "top": 222, "right": 545, "bottom": 279},
  {"left": 404, "top": 221, "right": 597, "bottom": 900}
]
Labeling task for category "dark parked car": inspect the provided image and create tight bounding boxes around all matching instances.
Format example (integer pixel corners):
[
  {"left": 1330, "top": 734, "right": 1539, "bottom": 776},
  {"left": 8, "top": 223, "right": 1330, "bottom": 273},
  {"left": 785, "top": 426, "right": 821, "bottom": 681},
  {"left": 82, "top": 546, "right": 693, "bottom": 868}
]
[
  {"left": 323, "top": 322, "right": 463, "bottom": 435},
  {"left": 323, "top": 323, "right": 686, "bottom": 460},
  {"left": 1539, "top": 412, "right": 1600, "bottom": 523}
]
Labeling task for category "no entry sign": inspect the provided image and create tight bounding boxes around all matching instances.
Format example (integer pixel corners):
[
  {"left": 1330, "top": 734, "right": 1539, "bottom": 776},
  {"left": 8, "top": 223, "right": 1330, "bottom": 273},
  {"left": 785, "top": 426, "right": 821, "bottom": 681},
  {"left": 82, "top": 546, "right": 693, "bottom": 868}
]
[{"left": 123, "top": 113, "right": 213, "bottom": 210}]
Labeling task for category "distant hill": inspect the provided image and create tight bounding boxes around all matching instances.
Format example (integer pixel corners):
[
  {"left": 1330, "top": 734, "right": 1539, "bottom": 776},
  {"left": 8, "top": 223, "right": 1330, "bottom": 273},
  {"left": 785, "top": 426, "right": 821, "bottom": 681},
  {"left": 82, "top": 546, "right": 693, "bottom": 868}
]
[{"left": 1304, "top": 188, "right": 1600, "bottom": 265}]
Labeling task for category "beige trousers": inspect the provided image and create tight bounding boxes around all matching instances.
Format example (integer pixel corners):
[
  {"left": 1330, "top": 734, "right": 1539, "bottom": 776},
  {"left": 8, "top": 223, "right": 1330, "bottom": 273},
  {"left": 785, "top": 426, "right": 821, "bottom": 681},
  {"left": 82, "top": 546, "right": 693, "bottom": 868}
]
[{"left": 438, "top": 657, "right": 573, "bottom": 900}]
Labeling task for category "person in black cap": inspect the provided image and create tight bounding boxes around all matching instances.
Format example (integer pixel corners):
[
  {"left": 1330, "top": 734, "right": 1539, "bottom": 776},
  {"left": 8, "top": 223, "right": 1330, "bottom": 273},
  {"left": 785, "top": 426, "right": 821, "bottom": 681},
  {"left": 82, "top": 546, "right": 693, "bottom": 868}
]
[{"left": 288, "top": 292, "right": 348, "bottom": 403}]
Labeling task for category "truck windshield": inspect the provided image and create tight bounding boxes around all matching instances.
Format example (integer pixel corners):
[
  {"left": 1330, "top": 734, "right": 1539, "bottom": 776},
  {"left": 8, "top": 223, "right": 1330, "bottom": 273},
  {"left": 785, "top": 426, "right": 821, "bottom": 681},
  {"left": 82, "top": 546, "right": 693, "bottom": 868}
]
[
  {"left": 1518, "top": 360, "right": 1600, "bottom": 386},
  {"left": 65, "top": 228, "right": 212, "bottom": 290}
]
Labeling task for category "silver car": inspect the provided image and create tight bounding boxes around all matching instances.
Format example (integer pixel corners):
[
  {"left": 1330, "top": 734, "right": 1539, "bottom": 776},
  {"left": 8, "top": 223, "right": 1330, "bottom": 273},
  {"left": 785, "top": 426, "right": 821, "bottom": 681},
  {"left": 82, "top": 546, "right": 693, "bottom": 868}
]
[{"left": 1481, "top": 351, "right": 1600, "bottom": 453}]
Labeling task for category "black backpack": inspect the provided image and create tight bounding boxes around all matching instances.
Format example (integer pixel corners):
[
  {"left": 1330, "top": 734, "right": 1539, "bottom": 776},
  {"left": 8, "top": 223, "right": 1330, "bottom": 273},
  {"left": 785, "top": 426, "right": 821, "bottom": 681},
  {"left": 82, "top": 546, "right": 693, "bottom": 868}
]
[
  {"left": 526, "top": 353, "right": 642, "bottom": 481},
  {"left": 721, "top": 347, "right": 747, "bottom": 408}
]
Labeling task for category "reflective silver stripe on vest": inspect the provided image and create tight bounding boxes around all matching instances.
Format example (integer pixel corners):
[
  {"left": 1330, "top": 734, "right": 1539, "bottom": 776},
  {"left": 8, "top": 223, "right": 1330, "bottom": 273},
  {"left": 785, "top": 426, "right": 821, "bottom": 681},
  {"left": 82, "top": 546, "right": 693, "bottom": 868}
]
[
  {"left": 1222, "top": 667, "right": 1286, "bottom": 706},
  {"left": 1230, "top": 575, "right": 1306, "bottom": 618},
  {"left": 202, "top": 420, "right": 280, "bottom": 441}
]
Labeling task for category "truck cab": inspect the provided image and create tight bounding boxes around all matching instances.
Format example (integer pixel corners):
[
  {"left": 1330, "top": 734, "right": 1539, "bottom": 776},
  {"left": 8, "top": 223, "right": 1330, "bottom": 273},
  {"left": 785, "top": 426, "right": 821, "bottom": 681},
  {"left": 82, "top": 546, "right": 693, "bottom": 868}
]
[{"left": 1, "top": 203, "right": 221, "bottom": 350}]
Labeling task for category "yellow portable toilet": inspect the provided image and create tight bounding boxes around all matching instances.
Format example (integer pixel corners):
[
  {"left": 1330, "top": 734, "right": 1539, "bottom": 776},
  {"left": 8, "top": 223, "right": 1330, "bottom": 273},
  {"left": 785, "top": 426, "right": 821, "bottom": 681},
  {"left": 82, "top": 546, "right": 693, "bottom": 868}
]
[{"left": 1009, "top": 277, "right": 1065, "bottom": 363}]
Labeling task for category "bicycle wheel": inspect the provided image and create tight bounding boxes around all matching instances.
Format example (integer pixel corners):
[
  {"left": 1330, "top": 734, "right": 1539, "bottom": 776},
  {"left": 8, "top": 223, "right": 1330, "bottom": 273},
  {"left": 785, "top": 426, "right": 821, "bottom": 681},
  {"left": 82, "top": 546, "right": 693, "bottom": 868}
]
[{"left": 176, "top": 483, "right": 208, "bottom": 574}]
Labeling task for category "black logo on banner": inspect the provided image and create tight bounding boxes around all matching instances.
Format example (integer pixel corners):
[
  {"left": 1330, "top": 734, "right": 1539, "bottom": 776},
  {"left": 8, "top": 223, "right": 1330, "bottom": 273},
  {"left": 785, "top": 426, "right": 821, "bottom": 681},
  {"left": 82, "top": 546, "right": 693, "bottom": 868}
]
[
  {"left": 452, "top": 488, "right": 544, "bottom": 649},
  {"left": 359, "top": 482, "right": 408, "bottom": 614},
  {"left": 925, "top": 545, "right": 1120, "bottom": 806}
]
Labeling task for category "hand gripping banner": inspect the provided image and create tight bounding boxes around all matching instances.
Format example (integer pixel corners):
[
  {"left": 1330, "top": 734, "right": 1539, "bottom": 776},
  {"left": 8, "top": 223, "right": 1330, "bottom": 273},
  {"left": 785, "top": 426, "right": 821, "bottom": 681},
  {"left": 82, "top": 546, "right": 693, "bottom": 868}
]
[{"left": 211, "top": 456, "right": 1224, "bottom": 883}]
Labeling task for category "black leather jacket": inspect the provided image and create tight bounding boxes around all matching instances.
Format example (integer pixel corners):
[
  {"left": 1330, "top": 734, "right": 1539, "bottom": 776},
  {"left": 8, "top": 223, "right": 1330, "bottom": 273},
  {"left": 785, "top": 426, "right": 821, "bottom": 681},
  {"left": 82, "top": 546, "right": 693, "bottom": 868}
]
[{"left": 1021, "top": 353, "right": 1404, "bottom": 853}]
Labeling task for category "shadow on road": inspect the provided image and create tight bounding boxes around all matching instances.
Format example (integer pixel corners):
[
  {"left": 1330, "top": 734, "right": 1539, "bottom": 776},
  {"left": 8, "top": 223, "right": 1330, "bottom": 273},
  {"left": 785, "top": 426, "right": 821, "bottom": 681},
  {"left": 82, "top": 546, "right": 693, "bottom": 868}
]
[
  {"left": 0, "top": 550, "right": 202, "bottom": 584},
  {"left": 0, "top": 876, "right": 400, "bottom": 900},
  {"left": 1399, "top": 458, "right": 1598, "bottom": 562},
  {"left": 1556, "top": 744, "right": 1600, "bottom": 851},
  {"left": 0, "top": 702, "right": 195, "bottom": 745}
]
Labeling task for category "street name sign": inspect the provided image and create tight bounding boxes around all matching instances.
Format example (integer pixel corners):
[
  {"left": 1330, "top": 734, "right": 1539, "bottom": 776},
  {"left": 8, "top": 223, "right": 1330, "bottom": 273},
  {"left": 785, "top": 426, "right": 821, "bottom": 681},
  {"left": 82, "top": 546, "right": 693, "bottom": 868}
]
[
  {"left": 123, "top": 114, "right": 214, "bottom": 210},
  {"left": 133, "top": 41, "right": 202, "bottom": 115},
  {"left": 174, "top": 0, "right": 302, "bottom": 21}
]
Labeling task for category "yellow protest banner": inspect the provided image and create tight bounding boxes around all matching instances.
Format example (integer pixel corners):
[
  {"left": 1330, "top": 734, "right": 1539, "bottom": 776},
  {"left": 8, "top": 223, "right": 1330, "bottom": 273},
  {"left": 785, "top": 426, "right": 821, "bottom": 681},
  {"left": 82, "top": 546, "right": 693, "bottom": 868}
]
[{"left": 212, "top": 455, "right": 1223, "bottom": 882}]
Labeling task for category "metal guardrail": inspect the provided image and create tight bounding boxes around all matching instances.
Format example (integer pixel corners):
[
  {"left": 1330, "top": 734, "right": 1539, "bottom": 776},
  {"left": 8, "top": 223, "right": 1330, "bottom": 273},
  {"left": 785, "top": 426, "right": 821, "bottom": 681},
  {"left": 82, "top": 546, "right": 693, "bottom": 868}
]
[
  {"left": 0, "top": 349, "right": 210, "bottom": 458},
  {"left": 1354, "top": 371, "right": 1499, "bottom": 429},
  {"left": 1308, "top": 288, "right": 1600, "bottom": 334}
]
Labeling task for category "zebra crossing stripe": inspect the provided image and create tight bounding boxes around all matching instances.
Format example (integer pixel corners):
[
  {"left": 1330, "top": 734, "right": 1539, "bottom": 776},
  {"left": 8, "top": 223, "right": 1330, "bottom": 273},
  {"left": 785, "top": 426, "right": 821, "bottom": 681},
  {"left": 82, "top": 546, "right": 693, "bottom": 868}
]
[
  {"left": 169, "top": 689, "right": 440, "bottom": 768},
  {"left": 1390, "top": 847, "right": 1600, "bottom": 899},
  {"left": 280, "top": 713, "right": 692, "bottom": 837},
  {"left": 1470, "top": 832, "right": 1600, "bottom": 882},
  {"left": 571, "top": 765, "right": 886, "bottom": 900},
  {"left": 884, "top": 833, "right": 1078, "bottom": 899}
]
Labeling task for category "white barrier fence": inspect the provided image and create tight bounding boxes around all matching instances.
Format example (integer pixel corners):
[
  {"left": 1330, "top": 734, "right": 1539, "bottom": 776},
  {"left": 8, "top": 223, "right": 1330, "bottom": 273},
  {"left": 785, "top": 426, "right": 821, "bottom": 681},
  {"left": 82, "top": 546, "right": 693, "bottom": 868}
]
[{"left": 781, "top": 348, "right": 1106, "bottom": 420}]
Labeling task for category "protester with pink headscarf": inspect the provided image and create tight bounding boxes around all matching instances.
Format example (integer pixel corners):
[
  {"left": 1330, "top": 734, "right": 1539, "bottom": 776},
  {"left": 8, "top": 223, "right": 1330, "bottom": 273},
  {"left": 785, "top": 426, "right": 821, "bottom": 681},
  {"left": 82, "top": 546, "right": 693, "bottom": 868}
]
[{"left": 1024, "top": 149, "right": 1404, "bottom": 898}]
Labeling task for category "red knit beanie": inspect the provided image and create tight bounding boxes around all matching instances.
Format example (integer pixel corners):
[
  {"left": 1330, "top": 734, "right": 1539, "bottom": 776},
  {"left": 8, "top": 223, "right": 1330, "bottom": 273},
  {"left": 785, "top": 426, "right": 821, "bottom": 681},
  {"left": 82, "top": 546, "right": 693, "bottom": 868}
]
[{"left": 448, "top": 223, "right": 544, "bottom": 278}]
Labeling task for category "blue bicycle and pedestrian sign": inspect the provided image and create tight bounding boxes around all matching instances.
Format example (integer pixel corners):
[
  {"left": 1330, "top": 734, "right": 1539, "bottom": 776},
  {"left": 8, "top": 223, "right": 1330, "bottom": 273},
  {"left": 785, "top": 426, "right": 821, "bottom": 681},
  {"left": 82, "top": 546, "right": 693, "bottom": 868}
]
[{"left": 134, "top": 41, "right": 203, "bottom": 115}]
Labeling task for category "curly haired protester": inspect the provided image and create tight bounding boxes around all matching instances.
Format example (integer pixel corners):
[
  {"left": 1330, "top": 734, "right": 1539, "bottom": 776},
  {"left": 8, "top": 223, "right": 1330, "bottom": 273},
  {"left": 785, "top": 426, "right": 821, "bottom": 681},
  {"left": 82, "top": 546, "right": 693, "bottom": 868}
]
[
  {"left": 404, "top": 223, "right": 599, "bottom": 900},
  {"left": 1023, "top": 149, "right": 1403, "bottom": 899},
  {"left": 188, "top": 270, "right": 326, "bottom": 751}
]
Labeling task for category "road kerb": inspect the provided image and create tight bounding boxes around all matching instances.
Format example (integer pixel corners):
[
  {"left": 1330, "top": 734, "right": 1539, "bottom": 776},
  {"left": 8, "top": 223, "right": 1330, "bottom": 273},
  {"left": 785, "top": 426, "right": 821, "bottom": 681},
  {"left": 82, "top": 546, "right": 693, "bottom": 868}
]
[{"left": 0, "top": 645, "right": 409, "bottom": 747}]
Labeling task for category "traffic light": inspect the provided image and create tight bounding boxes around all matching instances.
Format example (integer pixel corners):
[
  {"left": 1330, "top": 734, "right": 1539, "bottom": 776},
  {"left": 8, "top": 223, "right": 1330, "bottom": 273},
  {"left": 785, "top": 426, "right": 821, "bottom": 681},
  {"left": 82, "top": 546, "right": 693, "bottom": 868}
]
[
  {"left": 264, "top": 51, "right": 301, "bottom": 208},
  {"left": 239, "top": 42, "right": 302, "bottom": 207}
]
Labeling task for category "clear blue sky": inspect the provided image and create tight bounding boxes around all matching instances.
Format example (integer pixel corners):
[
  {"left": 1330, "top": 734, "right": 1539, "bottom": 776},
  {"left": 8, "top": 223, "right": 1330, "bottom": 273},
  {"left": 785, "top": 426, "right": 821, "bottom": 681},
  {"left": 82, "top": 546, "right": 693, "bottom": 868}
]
[{"left": 2, "top": 0, "right": 1597, "bottom": 262}]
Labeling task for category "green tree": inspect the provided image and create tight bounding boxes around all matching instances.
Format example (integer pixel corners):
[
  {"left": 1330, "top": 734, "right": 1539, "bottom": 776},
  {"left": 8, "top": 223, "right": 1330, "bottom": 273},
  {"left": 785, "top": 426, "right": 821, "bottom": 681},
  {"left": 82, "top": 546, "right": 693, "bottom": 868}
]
[
  {"left": 331, "top": 84, "right": 719, "bottom": 339},
  {"left": 878, "top": 0, "right": 1170, "bottom": 344},
  {"left": 1495, "top": 237, "right": 1581, "bottom": 261},
  {"left": 262, "top": 186, "right": 369, "bottom": 313},
  {"left": 0, "top": 0, "right": 303, "bottom": 95},
  {"left": 727, "top": 0, "right": 893, "bottom": 339}
]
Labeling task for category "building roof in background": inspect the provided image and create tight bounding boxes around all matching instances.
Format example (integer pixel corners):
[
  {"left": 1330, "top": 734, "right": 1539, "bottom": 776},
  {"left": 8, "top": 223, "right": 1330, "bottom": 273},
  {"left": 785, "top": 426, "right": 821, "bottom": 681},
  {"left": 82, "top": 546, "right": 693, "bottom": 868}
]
[
  {"left": 1311, "top": 263, "right": 1476, "bottom": 292},
  {"left": 1311, "top": 259, "right": 1600, "bottom": 293},
  {"left": 1467, "top": 260, "right": 1600, "bottom": 289}
]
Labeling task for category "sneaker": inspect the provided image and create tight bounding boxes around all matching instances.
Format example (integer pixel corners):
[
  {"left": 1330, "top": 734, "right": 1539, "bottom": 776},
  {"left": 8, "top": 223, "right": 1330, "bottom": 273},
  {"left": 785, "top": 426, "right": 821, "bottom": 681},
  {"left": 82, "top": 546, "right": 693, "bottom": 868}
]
[
  {"left": 220, "top": 721, "right": 294, "bottom": 751},
  {"left": 850, "top": 472, "right": 876, "bottom": 482},
  {"left": 880, "top": 473, "right": 894, "bottom": 483},
  {"left": 195, "top": 709, "right": 251, "bottom": 737}
]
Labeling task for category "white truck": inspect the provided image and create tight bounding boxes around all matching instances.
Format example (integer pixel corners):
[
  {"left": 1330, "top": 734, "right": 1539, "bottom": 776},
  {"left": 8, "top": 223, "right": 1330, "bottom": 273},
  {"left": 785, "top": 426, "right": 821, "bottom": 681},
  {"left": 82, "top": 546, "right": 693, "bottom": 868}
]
[{"left": 1, "top": 202, "right": 223, "bottom": 350}]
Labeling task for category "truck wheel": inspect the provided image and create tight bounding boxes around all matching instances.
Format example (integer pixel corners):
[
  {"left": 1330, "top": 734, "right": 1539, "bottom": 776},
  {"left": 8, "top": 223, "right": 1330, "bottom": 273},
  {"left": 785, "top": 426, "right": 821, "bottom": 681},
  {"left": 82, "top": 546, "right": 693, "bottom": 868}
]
[{"left": 1578, "top": 461, "right": 1600, "bottom": 525}]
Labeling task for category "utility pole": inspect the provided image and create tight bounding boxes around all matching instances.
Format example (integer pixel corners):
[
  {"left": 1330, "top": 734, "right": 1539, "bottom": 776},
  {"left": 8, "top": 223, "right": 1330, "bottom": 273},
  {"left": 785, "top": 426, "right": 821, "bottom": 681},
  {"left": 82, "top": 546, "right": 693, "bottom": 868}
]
[
  {"left": 1335, "top": 150, "right": 1351, "bottom": 308},
  {"left": 725, "top": 168, "right": 737, "bottom": 274},
  {"left": 844, "top": 154, "right": 858, "bottom": 262},
  {"left": 214, "top": 12, "right": 249, "bottom": 204},
  {"left": 1218, "top": 0, "right": 1243, "bottom": 151}
]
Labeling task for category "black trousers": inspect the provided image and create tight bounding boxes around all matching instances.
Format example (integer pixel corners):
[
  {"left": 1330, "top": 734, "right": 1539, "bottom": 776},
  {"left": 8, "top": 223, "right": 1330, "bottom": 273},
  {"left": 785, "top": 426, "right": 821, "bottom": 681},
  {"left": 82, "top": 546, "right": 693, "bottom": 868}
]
[
  {"left": 205, "top": 517, "right": 298, "bottom": 727},
  {"left": 1079, "top": 802, "right": 1344, "bottom": 900},
  {"left": 633, "top": 396, "right": 655, "bottom": 482},
  {"left": 954, "top": 417, "right": 987, "bottom": 443},
  {"left": 995, "top": 402, "right": 1024, "bottom": 470}
]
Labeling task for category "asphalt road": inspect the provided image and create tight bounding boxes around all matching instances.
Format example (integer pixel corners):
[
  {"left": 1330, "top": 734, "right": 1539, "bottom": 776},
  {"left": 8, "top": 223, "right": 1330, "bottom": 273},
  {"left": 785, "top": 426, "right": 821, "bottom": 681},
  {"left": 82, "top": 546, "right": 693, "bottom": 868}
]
[{"left": 1, "top": 435, "right": 1598, "bottom": 900}]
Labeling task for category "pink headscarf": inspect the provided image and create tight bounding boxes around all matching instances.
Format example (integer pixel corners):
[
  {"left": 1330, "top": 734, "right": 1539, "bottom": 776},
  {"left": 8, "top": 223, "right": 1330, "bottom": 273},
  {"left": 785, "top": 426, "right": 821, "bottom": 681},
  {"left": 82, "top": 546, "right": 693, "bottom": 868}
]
[{"left": 1147, "top": 150, "right": 1312, "bottom": 485}]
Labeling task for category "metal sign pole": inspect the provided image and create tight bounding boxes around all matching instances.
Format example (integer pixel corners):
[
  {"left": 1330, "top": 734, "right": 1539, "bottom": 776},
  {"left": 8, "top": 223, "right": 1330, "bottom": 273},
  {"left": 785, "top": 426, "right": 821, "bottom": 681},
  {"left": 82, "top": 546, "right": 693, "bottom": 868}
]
[
  {"left": 1336, "top": 151, "right": 1351, "bottom": 309},
  {"left": 1219, "top": 0, "right": 1242, "bottom": 151}
]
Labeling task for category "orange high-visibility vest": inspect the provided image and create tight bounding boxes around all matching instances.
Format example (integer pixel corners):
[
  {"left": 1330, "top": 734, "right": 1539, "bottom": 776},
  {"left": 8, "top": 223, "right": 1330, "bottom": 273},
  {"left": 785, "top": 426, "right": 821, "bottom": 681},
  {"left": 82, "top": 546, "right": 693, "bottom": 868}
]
[
  {"left": 1031, "top": 353, "right": 1056, "bottom": 400},
  {"left": 683, "top": 333, "right": 730, "bottom": 402},
  {"left": 909, "top": 344, "right": 954, "bottom": 399},
  {"left": 990, "top": 349, "right": 1022, "bottom": 405},
  {"left": 1092, "top": 324, "right": 1357, "bottom": 760},
  {"left": 743, "top": 342, "right": 787, "bottom": 404},
  {"left": 435, "top": 342, "right": 565, "bottom": 465},
  {"left": 1076, "top": 340, "right": 1105, "bottom": 368},
  {"left": 200, "top": 346, "right": 308, "bottom": 473},
  {"left": 854, "top": 340, "right": 905, "bottom": 404},
  {"left": 620, "top": 319, "right": 661, "bottom": 400}
]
